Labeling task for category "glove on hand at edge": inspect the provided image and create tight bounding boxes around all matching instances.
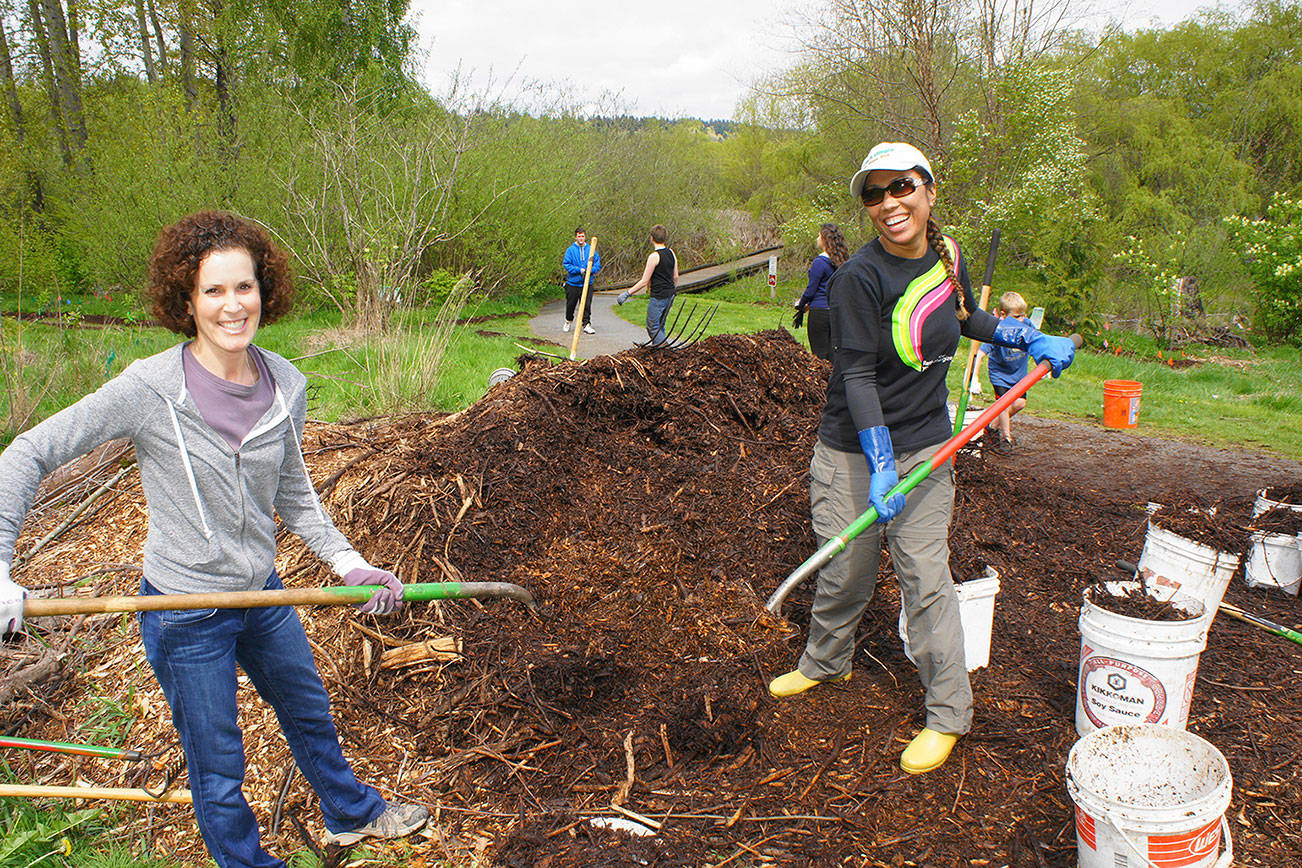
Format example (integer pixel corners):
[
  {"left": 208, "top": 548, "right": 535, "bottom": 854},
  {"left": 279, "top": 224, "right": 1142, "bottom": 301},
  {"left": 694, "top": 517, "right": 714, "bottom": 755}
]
[
  {"left": 616, "top": 290, "right": 631, "bottom": 305},
  {"left": 0, "top": 561, "right": 26, "bottom": 635},
  {"left": 858, "top": 426, "right": 906, "bottom": 524}
]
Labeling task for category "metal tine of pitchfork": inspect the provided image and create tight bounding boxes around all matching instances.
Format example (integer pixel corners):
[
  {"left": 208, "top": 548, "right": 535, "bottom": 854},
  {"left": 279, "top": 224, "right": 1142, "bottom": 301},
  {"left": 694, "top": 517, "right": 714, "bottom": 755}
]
[
  {"left": 638, "top": 300, "right": 719, "bottom": 349},
  {"left": 667, "top": 301, "right": 718, "bottom": 348}
]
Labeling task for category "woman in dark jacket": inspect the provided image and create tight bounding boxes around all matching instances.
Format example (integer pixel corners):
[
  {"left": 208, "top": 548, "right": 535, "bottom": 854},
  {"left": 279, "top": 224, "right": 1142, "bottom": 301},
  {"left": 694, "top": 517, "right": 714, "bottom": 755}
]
[{"left": 794, "top": 222, "right": 850, "bottom": 360}]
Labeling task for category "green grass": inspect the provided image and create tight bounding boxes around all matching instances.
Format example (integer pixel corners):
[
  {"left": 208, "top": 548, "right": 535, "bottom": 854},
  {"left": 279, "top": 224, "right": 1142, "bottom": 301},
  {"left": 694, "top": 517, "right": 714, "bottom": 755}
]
[
  {"left": 0, "top": 780, "right": 167, "bottom": 868},
  {"left": 951, "top": 331, "right": 1302, "bottom": 458}
]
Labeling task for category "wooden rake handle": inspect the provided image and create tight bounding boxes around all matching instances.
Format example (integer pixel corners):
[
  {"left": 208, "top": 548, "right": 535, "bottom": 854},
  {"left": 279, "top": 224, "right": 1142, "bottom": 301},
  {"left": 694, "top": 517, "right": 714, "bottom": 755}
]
[{"left": 24, "top": 581, "right": 538, "bottom": 617}]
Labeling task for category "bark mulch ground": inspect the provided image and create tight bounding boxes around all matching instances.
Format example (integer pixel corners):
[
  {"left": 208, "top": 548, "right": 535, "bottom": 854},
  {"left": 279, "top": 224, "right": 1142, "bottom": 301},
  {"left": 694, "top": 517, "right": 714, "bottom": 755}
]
[{"left": 3, "top": 330, "right": 1301, "bottom": 867}]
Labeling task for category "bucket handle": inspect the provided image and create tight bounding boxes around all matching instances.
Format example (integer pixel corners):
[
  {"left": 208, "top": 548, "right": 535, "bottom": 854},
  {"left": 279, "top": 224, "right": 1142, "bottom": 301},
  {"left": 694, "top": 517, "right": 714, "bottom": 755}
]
[{"left": 1103, "top": 809, "right": 1232, "bottom": 868}]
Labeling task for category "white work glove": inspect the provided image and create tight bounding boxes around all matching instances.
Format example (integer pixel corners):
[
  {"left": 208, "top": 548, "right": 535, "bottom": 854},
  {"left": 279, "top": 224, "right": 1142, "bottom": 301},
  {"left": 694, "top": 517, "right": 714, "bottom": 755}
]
[
  {"left": 616, "top": 290, "right": 631, "bottom": 305},
  {"left": 969, "top": 379, "right": 983, "bottom": 396},
  {"left": 0, "top": 561, "right": 26, "bottom": 635}
]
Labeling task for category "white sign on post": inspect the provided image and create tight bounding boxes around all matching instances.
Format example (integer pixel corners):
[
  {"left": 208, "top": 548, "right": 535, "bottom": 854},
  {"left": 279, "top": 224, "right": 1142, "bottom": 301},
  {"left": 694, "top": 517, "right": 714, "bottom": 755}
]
[{"left": 768, "top": 255, "right": 778, "bottom": 298}]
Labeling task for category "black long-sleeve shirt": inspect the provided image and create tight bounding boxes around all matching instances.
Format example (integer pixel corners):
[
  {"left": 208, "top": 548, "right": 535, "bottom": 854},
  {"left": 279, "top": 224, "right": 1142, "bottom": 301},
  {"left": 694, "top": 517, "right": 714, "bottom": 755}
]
[{"left": 818, "top": 236, "right": 1000, "bottom": 454}]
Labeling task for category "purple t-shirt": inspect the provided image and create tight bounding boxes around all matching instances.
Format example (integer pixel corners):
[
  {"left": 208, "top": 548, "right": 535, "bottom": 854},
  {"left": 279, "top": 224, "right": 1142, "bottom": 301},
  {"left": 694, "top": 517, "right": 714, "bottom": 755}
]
[{"left": 182, "top": 344, "right": 276, "bottom": 450}]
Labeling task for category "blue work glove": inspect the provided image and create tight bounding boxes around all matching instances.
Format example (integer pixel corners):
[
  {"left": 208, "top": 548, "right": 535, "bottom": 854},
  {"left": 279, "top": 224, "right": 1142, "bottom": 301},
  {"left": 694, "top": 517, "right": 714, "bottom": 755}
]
[
  {"left": 616, "top": 290, "right": 631, "bottom": 305},
  {"left": 858, "top": 426, "right": 906, "bottom": 523},
  {"left": 994, "top": 321, "right": 1076, "bottom": 378},
  {"left": 1026, "top": 332, "right": 1076, "bottom": 377},
  {"left": 0, "top": 562, "right": 26, "bottom": 635},
  {"left": 333, "top": 550, "right": 404, "bottom": 615}
]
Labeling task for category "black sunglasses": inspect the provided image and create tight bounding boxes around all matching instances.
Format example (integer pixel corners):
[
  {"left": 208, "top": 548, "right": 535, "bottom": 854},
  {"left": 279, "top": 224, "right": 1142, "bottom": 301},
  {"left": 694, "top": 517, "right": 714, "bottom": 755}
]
[{"left": 861, "top": 176, "right": 926, "bottom": 206}]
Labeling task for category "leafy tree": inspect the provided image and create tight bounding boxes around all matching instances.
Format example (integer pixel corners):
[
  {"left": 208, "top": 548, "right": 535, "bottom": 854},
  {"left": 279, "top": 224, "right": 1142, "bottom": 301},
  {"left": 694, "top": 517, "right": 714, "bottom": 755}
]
[{"left": 1225, "top": 193, "right": 1302, "bottom": 343}]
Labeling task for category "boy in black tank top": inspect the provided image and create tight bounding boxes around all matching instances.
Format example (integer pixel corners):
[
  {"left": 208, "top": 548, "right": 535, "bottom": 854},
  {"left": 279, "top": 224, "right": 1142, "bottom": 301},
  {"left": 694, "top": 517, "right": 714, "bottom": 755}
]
[{"left": 616, "top": 224, "right": 680, "bottom": 346}]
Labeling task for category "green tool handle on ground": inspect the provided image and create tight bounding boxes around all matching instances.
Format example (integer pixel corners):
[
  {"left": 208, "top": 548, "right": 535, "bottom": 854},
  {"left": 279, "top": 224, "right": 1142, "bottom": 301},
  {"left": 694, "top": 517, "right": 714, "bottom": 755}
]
[
  {"left": 0, "top": 735, "right": 145, "bottom": 761},
  {"left": 766, "top": 333, "right": 1081, "bottom": 614},
  {"left": 23, "top": 581, "right": 538, "bottom": 617},
  {"left": 1116, "top": 559, "right": 1302, "bottom": 648},
  {"left": 952, "top": 229, "right": 1000, "bottom": 436}
]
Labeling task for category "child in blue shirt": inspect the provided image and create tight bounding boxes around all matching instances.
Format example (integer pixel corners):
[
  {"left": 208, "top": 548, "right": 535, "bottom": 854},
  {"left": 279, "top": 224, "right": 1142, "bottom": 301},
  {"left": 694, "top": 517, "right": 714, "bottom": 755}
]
[{"left": 974, "top": 291, "right": 1033, "bottom": 454}]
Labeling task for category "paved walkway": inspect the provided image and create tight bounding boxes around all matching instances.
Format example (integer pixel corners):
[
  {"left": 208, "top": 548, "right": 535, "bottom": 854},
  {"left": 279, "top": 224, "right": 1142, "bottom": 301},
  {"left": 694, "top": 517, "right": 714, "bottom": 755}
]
[{"left": 528, "top": 291, "right": 648, "bottom": 360}]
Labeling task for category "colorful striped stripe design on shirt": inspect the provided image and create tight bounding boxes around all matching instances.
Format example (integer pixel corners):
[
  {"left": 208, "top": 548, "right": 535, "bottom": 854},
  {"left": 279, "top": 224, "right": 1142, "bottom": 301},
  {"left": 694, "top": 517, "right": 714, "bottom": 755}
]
[{"left": 889, "top": 237, "right": 960, "bottom": 371}]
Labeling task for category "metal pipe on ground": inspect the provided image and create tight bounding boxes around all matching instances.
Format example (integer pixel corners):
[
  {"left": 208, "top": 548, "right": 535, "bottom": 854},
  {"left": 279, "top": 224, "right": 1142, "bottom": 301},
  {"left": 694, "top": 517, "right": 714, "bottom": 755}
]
[{"left": 0, "top": 735, "right": 146, "bottom": 762}]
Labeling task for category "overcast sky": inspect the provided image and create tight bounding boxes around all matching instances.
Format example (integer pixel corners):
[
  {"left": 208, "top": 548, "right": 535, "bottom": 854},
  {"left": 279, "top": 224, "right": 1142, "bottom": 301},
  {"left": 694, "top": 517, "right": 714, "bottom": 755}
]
[{"left": 410, "top": 0, "right": 1252, "bottom": 121}]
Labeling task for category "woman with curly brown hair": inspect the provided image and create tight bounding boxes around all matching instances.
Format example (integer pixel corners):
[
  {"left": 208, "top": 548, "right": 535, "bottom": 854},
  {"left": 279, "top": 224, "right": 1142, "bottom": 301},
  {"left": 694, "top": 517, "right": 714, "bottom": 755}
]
[
  {"left": 793, "top": 222, "right": 850, "bottom": 360},
  {"left": 768, "top": 144, "right": 1076, "bottom": 775},
  {"left": 0, "top": 211, "right": 427, "bottom": 866}
]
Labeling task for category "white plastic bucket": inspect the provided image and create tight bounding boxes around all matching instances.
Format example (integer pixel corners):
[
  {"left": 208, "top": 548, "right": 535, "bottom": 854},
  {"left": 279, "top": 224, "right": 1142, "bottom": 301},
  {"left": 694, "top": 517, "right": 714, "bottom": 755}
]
[
  {"left": 899, "top": 567, "right": 1000, "bottom": 672},
  {"left": 1244, "top": 531, "right": 1302, "bottom": 596},
  {"left": 945, "top": 402, "right": 983, "bottom": 432},
  {"left": 1067, "top": 724, "right": 1233, "bottom": 868},
  {"left": 1136, "top": 523, "right": 1239, "bottom": 615},
  {"left": 487, "top": 367, "right": 516, "bottom": 387},
  {"left": 1253, "top": 487, "right": 1302, "bottom": 518},
  {"left": 1076, "top": 581, "right": 1208, "bottom": 737}
]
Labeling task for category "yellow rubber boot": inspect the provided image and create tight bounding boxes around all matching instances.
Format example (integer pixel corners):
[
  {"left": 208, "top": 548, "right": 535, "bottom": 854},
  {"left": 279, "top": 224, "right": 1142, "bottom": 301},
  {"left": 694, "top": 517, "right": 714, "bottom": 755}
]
[
  {"left": 900, "top": 728, "right": 959, "bottom": 774},
  {"left": 768, "top": 669, "right": 850, "bottom": 698}
]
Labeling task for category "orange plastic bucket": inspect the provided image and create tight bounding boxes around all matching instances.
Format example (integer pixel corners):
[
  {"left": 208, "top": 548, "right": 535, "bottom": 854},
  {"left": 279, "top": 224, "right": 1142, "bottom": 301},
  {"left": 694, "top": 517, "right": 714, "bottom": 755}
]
[{"left": 1102, "top": 380, "right": 1142, "bottom": 428}]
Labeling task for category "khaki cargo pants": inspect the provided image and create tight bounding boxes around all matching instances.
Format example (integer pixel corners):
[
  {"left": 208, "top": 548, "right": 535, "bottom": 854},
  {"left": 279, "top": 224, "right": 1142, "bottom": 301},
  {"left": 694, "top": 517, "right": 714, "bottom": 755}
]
[{"left": 798, "top": 439, "right": 973, "bottom": 735}]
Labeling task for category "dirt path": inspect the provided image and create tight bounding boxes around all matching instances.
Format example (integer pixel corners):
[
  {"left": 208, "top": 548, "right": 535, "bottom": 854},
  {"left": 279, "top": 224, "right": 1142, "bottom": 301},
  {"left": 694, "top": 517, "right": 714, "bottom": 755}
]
[
  {"left": 528, "top": 292, "right": 648, "bottom": 358},
  {"left": 1003, "top": 414, "right": 1301, "bottom": 500}
]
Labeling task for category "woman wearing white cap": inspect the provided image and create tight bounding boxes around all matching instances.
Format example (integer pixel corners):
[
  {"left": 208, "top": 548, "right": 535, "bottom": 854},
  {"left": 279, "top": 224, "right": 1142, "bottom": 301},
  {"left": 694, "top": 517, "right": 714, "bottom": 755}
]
[{"left": 768, "top": 142, "right": 1076, "bottom": 774}]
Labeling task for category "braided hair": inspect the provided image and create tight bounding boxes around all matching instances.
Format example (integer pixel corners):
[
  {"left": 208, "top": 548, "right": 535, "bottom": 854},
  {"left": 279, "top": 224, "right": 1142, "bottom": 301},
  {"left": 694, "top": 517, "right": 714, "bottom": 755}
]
[
  {"left": 819, "top": 223, "right": 850, "bottom": 267},
  {"left": 925, "top": 217, "right": 969, "bottom": 321}
]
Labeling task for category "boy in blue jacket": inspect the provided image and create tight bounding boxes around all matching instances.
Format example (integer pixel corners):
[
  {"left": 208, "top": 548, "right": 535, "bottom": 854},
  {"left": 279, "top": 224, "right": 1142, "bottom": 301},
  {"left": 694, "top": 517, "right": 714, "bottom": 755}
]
[
  {"left": 562, "top": 227, "right": 602, "bottom": 334},
  {"left": 974, "top": 291, "right": 1033, "bottom": 454}
]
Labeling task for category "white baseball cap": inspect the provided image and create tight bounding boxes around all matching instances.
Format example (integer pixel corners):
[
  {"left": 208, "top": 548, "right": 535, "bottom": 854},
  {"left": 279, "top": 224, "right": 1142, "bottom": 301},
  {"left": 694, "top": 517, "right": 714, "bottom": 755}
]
[{"left": 848, "top": 142, "right": 936, "bottom": 198}]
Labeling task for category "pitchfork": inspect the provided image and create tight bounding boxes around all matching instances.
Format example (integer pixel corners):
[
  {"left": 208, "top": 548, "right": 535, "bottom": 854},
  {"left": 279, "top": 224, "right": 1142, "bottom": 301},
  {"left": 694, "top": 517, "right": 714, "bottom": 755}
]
[{"left": 637, "top": 299, "right": 720, "bottom": 349}]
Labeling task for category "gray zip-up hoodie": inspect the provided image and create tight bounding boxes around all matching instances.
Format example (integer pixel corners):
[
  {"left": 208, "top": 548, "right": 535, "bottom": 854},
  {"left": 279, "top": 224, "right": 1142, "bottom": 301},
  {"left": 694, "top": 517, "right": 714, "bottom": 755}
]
[{"left": 0, "top": 344, "right": 358, "bottom": 595}]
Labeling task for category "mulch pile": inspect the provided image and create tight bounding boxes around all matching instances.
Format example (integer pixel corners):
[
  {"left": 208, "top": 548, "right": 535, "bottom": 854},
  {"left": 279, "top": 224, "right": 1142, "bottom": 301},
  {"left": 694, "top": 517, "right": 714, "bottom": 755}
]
[{"left": 4, "top": 330, "right": 1302, "bottom": 867}]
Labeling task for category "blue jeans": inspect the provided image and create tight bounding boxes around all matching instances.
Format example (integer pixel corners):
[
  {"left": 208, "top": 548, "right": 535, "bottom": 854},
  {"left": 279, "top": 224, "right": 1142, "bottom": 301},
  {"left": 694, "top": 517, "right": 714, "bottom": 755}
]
[
  {"left": 139, "top": 573, "right": 385, "bottom": 868},
  {"left": 646, "top": 294, "right": 676, "bottom": 345}
]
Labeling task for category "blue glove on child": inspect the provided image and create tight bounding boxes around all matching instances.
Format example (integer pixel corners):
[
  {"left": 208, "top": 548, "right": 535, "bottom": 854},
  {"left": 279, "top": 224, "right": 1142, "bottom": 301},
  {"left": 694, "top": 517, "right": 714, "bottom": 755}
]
[{"left": 858, "top": 426, "right": 905, "bottom": 523}]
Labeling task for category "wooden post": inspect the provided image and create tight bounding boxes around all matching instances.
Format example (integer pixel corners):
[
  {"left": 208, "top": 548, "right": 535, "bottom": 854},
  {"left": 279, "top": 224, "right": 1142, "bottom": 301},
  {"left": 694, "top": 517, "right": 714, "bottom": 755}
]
[
  {"left": 569, "top": 236, "right": 597, "bottom": 361},
  {"left": 767, "top": 255, "right": 777, "bottom": 299}
]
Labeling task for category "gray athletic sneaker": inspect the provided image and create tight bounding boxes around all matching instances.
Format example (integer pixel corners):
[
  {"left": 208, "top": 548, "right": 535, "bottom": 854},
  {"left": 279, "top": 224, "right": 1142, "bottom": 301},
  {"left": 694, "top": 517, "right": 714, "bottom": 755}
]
[{"left": 324, "top": 802, "right": 429, "bottom": 846}]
